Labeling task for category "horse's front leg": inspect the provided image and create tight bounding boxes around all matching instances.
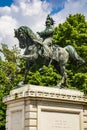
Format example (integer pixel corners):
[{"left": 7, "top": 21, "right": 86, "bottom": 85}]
[
  {"left": 23, "top": 60, "right": 29, "bottom": 84},
  {"left": 17, "top": 60, "right": 29, "bottom": 87},
  {"left": 19, "top": 53, "right": 38, "bottom": 60}
]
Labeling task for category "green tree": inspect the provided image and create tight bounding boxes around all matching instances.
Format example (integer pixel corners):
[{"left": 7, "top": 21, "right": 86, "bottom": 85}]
[
  {"left": 27, "top": 65, "right": 61, "bottom": 86},
  {"left": 0, "top": 57, "right": 12, "bottom": 129},
  {"left": 0, "top": 44, "right": 22, "bottom": 129},
  {"left": 53, "top": 14, "right": 87, "bottom": 92}
]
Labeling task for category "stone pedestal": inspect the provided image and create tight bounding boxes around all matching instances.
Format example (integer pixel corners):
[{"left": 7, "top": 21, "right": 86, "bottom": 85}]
[{"left": 3, "top": 85, "right": 87, "bottom": 130}]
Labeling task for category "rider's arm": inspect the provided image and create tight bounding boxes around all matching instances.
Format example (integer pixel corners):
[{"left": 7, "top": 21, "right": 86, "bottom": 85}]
[
  {"left": 37, "top": 26, "right": 54, "bottom": 38},
  {"left": 44, "top": 27, "right": 54, "bottom": 36}
]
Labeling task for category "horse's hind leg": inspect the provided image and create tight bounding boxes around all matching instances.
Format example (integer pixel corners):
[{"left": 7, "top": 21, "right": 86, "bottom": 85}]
[
  {"left": 53, "top": 61, "right": 67, "bottom": 88},
  {"left": 23, "top": 68, "right": 28, "bottom": 84},
  {"left": 57, "top": 63, "right": 68, "bottom": 88}
]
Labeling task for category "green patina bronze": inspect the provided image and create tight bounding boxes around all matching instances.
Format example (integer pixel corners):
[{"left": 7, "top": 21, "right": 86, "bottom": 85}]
[
  {"left": 37, "top": 15, "right": 55, "bottom": 57},
  {"left": 14, "top": 15, "right": 85, "bottom": 88}
]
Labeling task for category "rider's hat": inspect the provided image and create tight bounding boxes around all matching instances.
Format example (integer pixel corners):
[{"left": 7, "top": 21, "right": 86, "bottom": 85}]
[{"left": 45, "top": 15, "right": 55, "bottom": 25}]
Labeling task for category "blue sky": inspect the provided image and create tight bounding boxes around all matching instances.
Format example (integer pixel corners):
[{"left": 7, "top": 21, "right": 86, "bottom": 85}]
[
  {"left": 0, "top": 0, "right": 66, "bottom": 14},
  {"left": 0, "top": 0, "right": 87, "bottom": 48},
  {"left": 41, "top": 0, "right": 66, "bottom": 14},
  {"left": 0, "top": 0, "right": 13, "bottom": 6}
]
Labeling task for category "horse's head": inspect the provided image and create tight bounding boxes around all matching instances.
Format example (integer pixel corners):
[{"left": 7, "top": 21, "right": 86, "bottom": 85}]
[
  {"left": 14, "top": 26, "right": 28, "bottom": 49},
  {"left": 14, "top": 26, "right": 38, "bottom": 49}
]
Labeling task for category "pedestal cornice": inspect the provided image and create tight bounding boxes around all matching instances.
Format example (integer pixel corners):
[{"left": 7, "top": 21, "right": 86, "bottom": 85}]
[{"left": 3, "top": 85, "right": 87, "bottom": 105}]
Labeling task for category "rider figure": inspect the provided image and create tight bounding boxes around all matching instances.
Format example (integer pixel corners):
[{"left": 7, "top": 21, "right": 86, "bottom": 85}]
[{"left": 37, "top": 15, "right": 55, "bottom": 57}]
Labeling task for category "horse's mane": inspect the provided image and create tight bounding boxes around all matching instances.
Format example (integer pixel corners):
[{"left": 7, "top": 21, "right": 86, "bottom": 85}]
[{"left": 18, "top": 26, "right": 38, "bottom": 42}]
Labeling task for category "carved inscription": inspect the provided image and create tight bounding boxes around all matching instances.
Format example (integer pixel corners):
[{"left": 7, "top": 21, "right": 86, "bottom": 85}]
[
  {"left": 52, "top": 120, "right": 72, "bottom": 128},
  {"left": 39, "top": 110, "right": 80, "bottom": 130}
]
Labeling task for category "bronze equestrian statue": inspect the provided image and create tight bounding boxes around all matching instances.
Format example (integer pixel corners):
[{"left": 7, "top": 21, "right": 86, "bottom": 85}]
[{"left": 14, "top": 15, "right": 85, "bottom": 88}]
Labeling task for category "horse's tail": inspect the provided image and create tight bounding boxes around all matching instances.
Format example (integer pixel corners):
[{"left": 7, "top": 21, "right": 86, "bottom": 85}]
[{"left": 64, "top": 45, "right": 85, "bottom": 66}]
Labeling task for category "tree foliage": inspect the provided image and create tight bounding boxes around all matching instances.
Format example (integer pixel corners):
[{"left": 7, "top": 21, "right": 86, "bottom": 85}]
[
  {"left": 0, "top": 44, "right": 22, "bottom": 129},
  {"left": 27, "top": 65, "right": 61, "bottom": 86},
  {"left": 53, "top": 14, "right": 87, "bottom": 92}
]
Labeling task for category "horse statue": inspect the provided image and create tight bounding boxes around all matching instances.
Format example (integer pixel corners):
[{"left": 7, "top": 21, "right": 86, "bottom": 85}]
[{"left": 14, "top": 26, "right": 85, "bottom": 88}]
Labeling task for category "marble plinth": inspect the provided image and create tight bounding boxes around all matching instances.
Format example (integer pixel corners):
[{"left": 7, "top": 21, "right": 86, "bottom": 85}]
[{"left": 3, "top": 85, "right": 87, "bottom": 130}]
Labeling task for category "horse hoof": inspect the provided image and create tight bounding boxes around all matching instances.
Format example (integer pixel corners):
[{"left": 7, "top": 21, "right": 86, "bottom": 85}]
[
  {"left": 56, "top": 83, "right": 62, "bottom": 89},
  {"left": 56, "top": 82, "right": 68, "bottom": 89},
  {"left": 17, "top": 81, "right": 24, "bottom": 88}
]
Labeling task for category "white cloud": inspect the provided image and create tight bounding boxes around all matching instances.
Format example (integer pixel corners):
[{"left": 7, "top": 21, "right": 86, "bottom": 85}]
[
  {"left": 53, "top": 0, "right": 87, "bottom": 26},
  {"left": 0, "top": 0, "right": 87, "bottom": 50},
  {"left": 0, "top": 0, "right": 51, "bottom": 49},
  {"left": 0, "top": 15, "right": 18, "bottom": 46}
]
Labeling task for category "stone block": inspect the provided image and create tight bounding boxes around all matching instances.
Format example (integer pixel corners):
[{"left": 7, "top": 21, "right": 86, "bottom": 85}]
[
  {"left": 84, "top": 123, "right": 87, "bottom": 129},
  {"left": 29, "top": 119, "right": 37, "bottom": 126},
  {"left": 25, "top": 127, "right": 29, "bottom": 130},
  {"left": 84, "top": 110, "right": 87, "bottom": 116},
  {"left": 25, "top": 112, "right": 29, "bottom": 119},
  {"left": 25, "top": 119, "right": 29, "bottom": 126},
  {"left": 29, "top": 112, "right": 37, "bottom": 119},
  {"left": 83, "top": 116, "right": 87, "bottom": 123},
  {"left": 29, "top": 127, "right": 37, "bottom": 130}
]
